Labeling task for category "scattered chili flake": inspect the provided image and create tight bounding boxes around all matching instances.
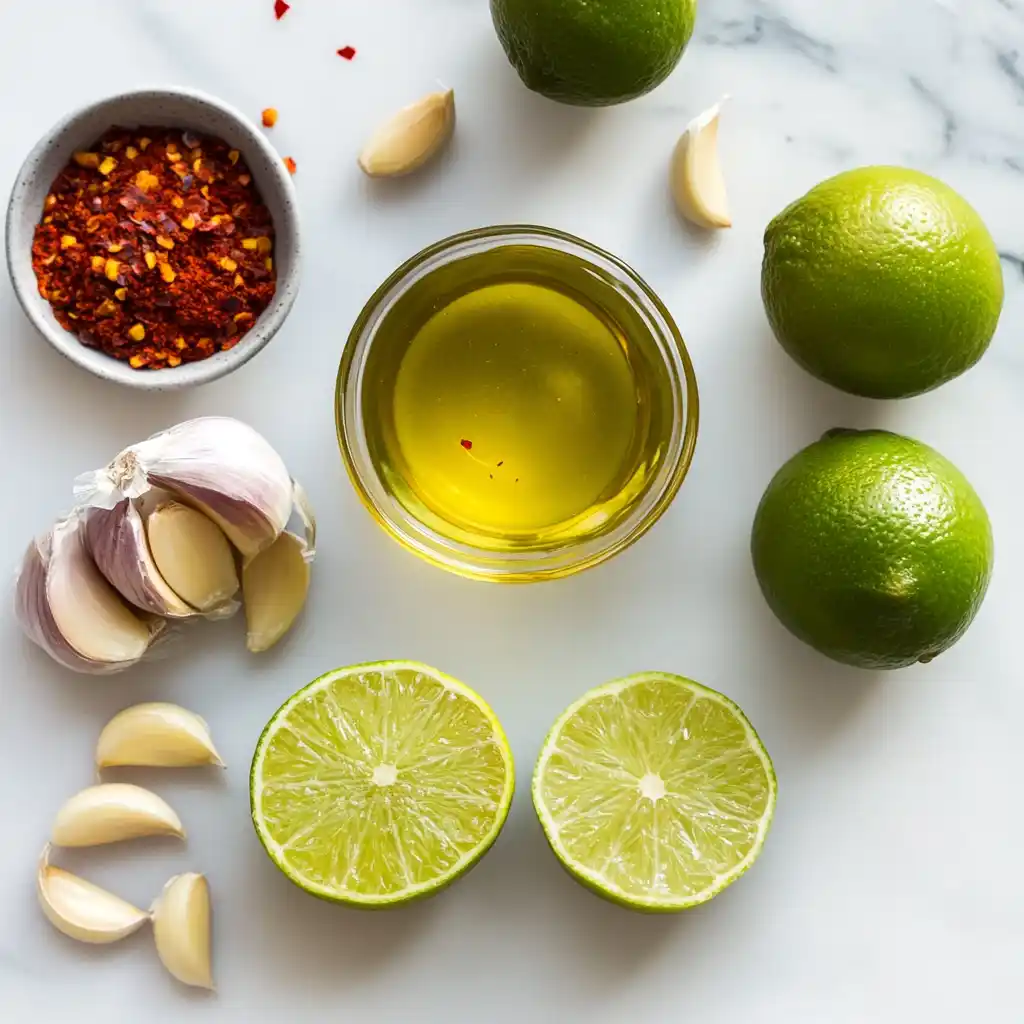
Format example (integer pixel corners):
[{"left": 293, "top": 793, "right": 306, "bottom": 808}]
[
  {"left": 261, "top": 108, "right": 278, "bottom": 129},
  {"left": 274, "top": 0, "right": 290, "bottom": 19},
  {"left": 283, "top": 156, "right": 297, "bottom": 175},
  {"left": 460, "top": 439, "right": 473, "bottom": 450},
  {"left": 31, "top": 126, "right": 277, "bottom": 371},
  {"left": 337, "top": 46, "right": 357, "bottom": 60}
]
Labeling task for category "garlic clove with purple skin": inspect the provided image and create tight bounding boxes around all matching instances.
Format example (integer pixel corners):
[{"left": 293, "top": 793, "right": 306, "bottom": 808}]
[
  {"left": 74, "top": 417, "right": 293, "bottom": 560},
  {"left": 15, "top": 516, "right": 161, "bottom": 674},
  {"left": 84, "top": 500, "right": 196, "bottom": 618}
]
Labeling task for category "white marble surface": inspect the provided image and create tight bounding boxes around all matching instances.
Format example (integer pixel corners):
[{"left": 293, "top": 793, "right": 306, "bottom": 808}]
[{"left": 1, "top": 0, "right": 1022, "bottom": 1020}]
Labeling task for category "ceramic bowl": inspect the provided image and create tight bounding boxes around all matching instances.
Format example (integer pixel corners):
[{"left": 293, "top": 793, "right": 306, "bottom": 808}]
[{"left": 5, "top": 86, "right": 301, "bottom": 389}]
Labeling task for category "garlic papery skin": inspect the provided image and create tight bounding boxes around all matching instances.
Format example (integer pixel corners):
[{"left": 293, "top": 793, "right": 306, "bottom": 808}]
[
  {"left": 51, "top": 784, "right": 185, "bottom": 847},
  {"left": 146, "top": 501, "right": 239, "bottom": 613},
  {"left": 96, "top": 703, "right": 225, "bottom": 769},
  {"left": 670, "top": 99, "right": 732, "bottom": 229},
  {"left": 359, "top": 89, "right": 455, "bottom": 178},
  {"left": 74, "top": 417, "right": 294, "bottom": 560},
  {"left": 15, "top": 517, "right": 161, "bottom": 674},
  {"left": 152, "top": 873, "right": 214, "bottom": 990},
  {"left": 84, "top": 500, "right": 197, "bottom": 618},
  {"left": 242, "top": 531, "right": 312, "bottom": 653},
  {"left": 38, "top": 845, "right": 150, "bottom": 945}
]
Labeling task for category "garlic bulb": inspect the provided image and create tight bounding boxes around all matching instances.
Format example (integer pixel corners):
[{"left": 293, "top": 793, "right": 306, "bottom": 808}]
[
  {"left": 146, "top": 501, "right": 239, "bottom": 613},
  {"left": 97, "top": 703, "right": 224, "bottom": 769},
  {"left": 152, "top": 873, "right": 214, "bottom": 989},
  {"left": 51, "top": 783, "right": 185, "bottom": 847},
  {"left": 15, "top": 515, "right": 162, "bottom": 674},
  {"left": 74, "top": 417, "right": 294, "bottom": 560},
  {"left": 84, "top": 499, "right": 196, "bottom": 618},
  {"left": 242, "top": 530, "right": 312, "bottom": 652},
  {"left": 38, "top": 845, "right": 150, "bottom": 945}
]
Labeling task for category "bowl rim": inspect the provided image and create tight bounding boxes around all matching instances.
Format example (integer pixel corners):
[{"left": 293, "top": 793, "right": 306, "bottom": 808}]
[
  {"left": 335, "top": 224, "right": 700, "bottom": 584},
  {"left": 5, "top": 84, "right": 301, "bottom": 390}
]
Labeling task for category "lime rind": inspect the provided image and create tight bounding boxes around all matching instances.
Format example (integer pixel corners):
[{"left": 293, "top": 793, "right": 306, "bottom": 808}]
[
  {"left": 532, "top": 672, "right": 777, "bottom": 912},
  {"left": 251, "top": 661, "right": 515, "bottom": 907}
]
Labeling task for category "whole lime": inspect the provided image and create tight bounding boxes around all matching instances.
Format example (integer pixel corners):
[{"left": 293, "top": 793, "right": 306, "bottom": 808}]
[
  {"left": 751, "top": 429, "right": 993, "bottom": 670},
  {"left": 762, "top": 167, "right": 1004, "bottom": 398},
  {"left": 490, "top": 0, "right": 698, "bottom": 107}
]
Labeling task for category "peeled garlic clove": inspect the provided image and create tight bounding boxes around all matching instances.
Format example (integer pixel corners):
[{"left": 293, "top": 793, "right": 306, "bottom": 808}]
[
  {"left": 52, "top": 783, "right": 184, "bottom": 847},
  {"left": 15, "top": 517, "right": 161, "bottom": 674},
  {"left": 96, "top": 703, "right": 224, "bottom": 769},
  {"left": 146, "top": 501, "right": 239, "bottom": 613},
  {"left": 74, "top": 417, "right": 294, "bottom": 560},
  {"left": 84, "top": 500, "right": 196, "bottom": 618},
  {"left": 359, "top": 89, "right": 455, "bottom": 178},
  {"left": 670, "top": 99, "right": 732, "bottom": 229},
  {"left": 38, "top": 845, "right": 149, "bottom": 944},
  {"left": 242, "top": 531, "right": 311, "bottom": 653},
  {"left": 152, "top": 873, "right": 214, "bottom": 990}
]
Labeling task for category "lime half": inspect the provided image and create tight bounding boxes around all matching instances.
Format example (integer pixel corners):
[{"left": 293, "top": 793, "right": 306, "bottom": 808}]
[
  {"left": 251, "top": 662, "right": 514, "bottom": 907},
  {"left": 533, "top": 673, "right": 776, "bottom": 911}
]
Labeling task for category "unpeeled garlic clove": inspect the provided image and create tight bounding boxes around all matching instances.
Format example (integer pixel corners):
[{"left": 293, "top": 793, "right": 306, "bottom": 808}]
[
  {"left": 51, "top": 783, "right": 185, "bottom": 847},
  {"left": 74, "top": 417, "right": 295, "bottom": 560},
  {"left": 358, "top": 89, "right": 455, "bottom": 178},
  {"left": 242, "top": 531, "right": 311, "bottom": 653},
  {"left": 670, "top": 99, "right": 732, "bottom": 229},
  {"left": 96, "top": 703, "right": 225, "bottom": 769},
  {"left": 84, "top": 499, "right": 196, "bottom": 618},
  {"left": 37, "top": 844, "right": 150, "bottom": 944},
  {"left": 146, "top": 501, "right": 239, "bottom": 613},
  {"left": 15, "top": 516, "right": 162, "bottom": 675},
  {"left": 152, "top": 873, "right": 214, "bottom": 989}
]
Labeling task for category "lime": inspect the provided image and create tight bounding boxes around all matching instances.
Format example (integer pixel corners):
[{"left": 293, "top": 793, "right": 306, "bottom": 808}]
[
  {"left": 752, "top": 429, "right": 994, "bottom": 670},
  {"left": 533, "top": 673, "right": 776, "bottom": 912},
  {"left": 762, "top": 166, "right": 1004, "bottom": 398},
  {"left": 250, "top": 662, "right": 514, "bottom": 906},
  {"left": 490, "top": 0, "right": 698, "bottom": 107}
]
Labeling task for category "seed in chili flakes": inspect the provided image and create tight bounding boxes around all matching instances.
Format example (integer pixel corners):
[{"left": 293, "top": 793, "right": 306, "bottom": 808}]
[
  {"left": 274, "top": 0, "right": 290, "bottom": 19},
  {"left": 262, "top": 108, "right": 278, "bottom": 128},
  {"left": 283, "top": 156, "right": 297, "bottom": 175},
  {"left": 337, "top": 46, "right": 357, "bottom": 61},
  {"left": 31, "top": 126, "right": 277, "bottom": 371}
]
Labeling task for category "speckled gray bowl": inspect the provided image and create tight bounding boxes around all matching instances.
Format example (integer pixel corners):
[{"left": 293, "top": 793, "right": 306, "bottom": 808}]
[{"left": 6, "top": 86, "right": 301, "bottom": 389}]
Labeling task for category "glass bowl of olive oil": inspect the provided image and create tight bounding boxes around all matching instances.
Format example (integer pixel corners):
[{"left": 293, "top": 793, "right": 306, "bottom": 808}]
[{"left": 336, "top": 226, "right": 698, "bottom": 582}]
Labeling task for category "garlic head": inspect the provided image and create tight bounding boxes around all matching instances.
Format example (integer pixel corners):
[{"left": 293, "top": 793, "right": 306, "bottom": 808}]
[
  {"left": 671, "top": 99, "right": 732, "bottom": 229},
  {"left": 51, "top": 783, "right": 185, "bottom": 847},
  {"left": 152, "top": 873, "right": 214, "bottom": 990},
  {"left": 359, "top": 89, "right": 455, "bottom": 178},
  {"left": 96, "top": 703, "right": 224, "bottom": 769}
]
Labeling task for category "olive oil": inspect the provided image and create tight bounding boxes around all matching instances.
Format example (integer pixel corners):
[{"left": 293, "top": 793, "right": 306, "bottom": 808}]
[{"left": 359, "top": 242, "right": 681, "bottom": 553}]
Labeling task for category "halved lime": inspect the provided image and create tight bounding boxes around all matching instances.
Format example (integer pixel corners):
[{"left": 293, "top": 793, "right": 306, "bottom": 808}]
[
  {"left": 250, "top": 662, "right": 514, "bottom": 907},
  {"left": 533, "top": 673, "right": 776, "bottom": 911}
]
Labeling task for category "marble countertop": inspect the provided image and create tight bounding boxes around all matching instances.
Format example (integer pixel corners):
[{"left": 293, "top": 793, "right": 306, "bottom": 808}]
[{"left": 1, "top": 1, "right": 1021, "bottom": 1021}]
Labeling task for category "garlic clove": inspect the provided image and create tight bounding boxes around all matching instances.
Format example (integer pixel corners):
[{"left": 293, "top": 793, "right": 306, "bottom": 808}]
[
  {"left": 670, "top": 99, "right": 732, "bottom": 229},
  {"left": 359, "top": 89, "right": 455, "bottom": 178},
  {"left": 38, "top": 845, "right": 150, "bottom": 944},
  {"left": 51, "top": 783, "right": 185, "bottom": 847},
  {"left": 146, "top": 501, "right": 239, "bottom": 613},
  {"left": 74, "top": 417, "right": 294, "bottom": 560},
  {"left": 242, "top": 531, "right": 311, "bottom": 653},
  {"left": 15, "top": 517, "right": 160, "bottom": 674},
  {"left": 96, "top": 703, "right": 225, "bottom": 769},
  {"left": 152, "top": 873, "right": 214, "bottom": 990},
  {"left": 84, "top": 500, "right": 196, "bottom": 618}
]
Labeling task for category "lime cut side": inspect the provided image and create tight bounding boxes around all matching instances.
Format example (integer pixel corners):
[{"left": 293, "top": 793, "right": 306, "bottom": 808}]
[
  {"left": 533, "top": 673, "right": 776, "bottom": 911},
  {"left": 251, "top": 662, "right": 514, "bottom": 906}
]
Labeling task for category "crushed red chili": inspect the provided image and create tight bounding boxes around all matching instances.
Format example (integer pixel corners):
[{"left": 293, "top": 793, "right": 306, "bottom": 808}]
[
  {"left": 262, "top": 108, "right": 278, "bottom": 128},
  {"left": 460, "top": 439, "right": 473, "bottom": 450},
  {"left": 337, "top": 46, "right": 357, "bottom": 60},
  {"left": 274, "top": 1, "right": 290, "bottom": 20},
  {"left": 283, "top": 156, "right": 297, "bottom": 175},
  {"left": 31, "top": 127, "right": 276, "bottom": 370}
]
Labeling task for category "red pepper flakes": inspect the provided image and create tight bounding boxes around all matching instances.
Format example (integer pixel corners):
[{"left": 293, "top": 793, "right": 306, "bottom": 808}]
[
  {"left": 274, "top": 0, "right": 290, "bottom": 20},
  {"left": 261, "top": 108, "right": 278, "bottom": 128},
  {"left": 337, "top": 46, "right": 357, "bottom": 60},
  {"left": 283, "top": 156, "right": 297, "bottom": 175},
  {"left": 460, "top": 439, "right": 473, "bottom": 450},
  {"left": 31, "top": 127, "right": 277, "bottom": 371}
]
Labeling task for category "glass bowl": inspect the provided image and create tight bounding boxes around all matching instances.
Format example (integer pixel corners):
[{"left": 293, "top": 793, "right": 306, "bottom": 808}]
[{"left": 336, "top": 225, "right": 699, "bottom": 583}]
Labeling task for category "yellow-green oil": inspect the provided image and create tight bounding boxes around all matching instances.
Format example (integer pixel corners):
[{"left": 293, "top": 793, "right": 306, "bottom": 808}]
[{"left": 361, "top": 244, "right": 677, "bottom": 550}]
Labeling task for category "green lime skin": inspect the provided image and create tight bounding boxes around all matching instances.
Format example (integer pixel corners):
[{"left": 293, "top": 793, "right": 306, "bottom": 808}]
[
  {"left": 762, "top": 167, "right": 1004, "bottom": 398},
  {"left": 751, "top": 430, "right": 993, "bottom": 670},
  {"left": 490, "top": 0, "right": 698, "bottom": 107}
]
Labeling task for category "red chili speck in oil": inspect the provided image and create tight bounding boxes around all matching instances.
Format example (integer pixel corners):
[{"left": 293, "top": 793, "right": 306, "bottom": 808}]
[
  {"left": 337, "top": 46, "right": 357, "bottom": 60},
  {"left": 274, "top": 0, "right": 290, "bottom": 20},
  {"left": 460, "top": 439, "right": 473, "bottom": 450}
]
